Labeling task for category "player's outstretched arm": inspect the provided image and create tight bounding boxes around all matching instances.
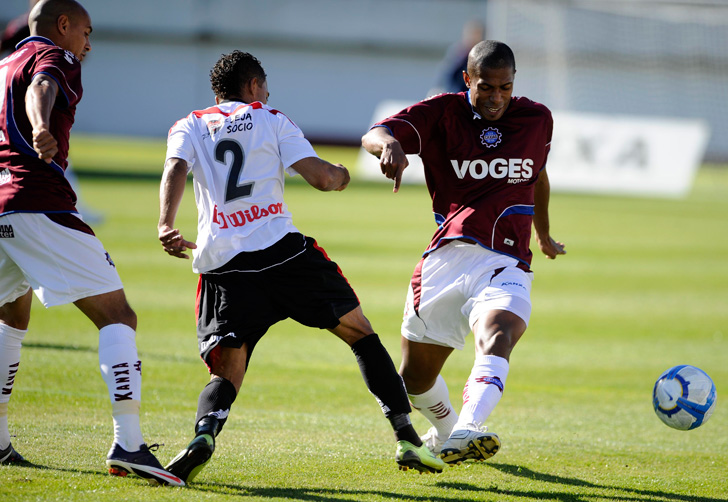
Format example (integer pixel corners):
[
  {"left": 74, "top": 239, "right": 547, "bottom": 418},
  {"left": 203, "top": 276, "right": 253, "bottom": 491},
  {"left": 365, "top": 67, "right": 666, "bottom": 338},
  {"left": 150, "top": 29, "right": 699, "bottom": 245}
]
[
  {"left": 361, "top": 126, "right": 408, "bottom": 193},
  {"left": 533, "top": 169, "right": 566, "bottom": 259},
  {"left": 25, "top": 74, "right": 59, "bottom": 163},
  {"left": 158, "top": 157, "right": 197, "bottom": 259},
  {"left": 292, "top": 156, "right": 350, "bottom": 192}
]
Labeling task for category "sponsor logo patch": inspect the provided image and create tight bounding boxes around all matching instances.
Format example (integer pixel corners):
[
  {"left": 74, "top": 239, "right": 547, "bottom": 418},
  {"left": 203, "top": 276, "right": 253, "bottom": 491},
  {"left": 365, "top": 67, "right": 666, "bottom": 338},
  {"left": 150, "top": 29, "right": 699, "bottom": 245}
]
[
  {"left": 0, "top": 168, "right": 10, "bottom": 185},
  {"left": 480, "top": 127, "right": 502, "bottom": 148},
  {"left": 207, "top": 118, "right": 224, "bottom": 135},
  {"left": 474, "top": 375, "right": 505, "bottom": 392},
  {"left": 0, "top": 224, "right": 14, "bottom": 238},
  {"left": 451, "top": 158, "right": 534, "bottom": 180}
]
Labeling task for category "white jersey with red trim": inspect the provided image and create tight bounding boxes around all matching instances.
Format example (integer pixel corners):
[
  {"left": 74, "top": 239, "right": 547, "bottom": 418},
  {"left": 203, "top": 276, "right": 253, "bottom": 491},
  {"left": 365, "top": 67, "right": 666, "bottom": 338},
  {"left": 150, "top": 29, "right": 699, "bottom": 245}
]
[{"left": 166, "top": 100, "right": 317, "bottom": 273}]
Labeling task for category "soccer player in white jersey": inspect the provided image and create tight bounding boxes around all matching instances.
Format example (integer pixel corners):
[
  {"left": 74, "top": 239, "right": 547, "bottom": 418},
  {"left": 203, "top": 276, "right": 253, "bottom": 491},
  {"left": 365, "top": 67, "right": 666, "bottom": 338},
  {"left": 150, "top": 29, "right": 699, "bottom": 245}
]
[
  {"left": 0, "top": 0, "right": 183, "bottom": 486},
  {"left": 158, "top": 50, "right": 445, "bottom": 482},
  {"left": 362, "top": 41, "right": 566, "bottom": 464}
]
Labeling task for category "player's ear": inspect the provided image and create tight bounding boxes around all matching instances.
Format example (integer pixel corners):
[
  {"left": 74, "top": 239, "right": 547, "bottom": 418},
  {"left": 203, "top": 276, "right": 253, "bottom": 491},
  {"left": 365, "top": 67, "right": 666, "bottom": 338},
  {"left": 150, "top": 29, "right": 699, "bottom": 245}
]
[
  {"left": 57, "top": 14, "right": 70, "bottom": 36},
  {"left": 463, "top": 71, "right": 471, "bottom": 88},
  {"left": 240, "top": 79, "right": 255, "bottom": 102}
]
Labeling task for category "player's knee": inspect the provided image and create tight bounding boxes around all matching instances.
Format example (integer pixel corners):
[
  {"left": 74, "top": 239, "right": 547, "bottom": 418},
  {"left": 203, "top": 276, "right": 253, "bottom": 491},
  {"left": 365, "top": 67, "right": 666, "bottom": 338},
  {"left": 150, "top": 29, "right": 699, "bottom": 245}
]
[
  {"left": 332, "top": 307, "right": 374, "bottom": 345},
  {"left": 474, "top": 330, "right": 519, "bottom": 358}
]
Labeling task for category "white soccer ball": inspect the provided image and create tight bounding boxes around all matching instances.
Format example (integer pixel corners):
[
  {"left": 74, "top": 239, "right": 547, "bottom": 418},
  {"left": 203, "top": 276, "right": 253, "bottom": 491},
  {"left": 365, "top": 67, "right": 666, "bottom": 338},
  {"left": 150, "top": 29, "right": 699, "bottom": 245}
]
[{"left": 653, "top": 365, "right": 717, "bottom": 430}]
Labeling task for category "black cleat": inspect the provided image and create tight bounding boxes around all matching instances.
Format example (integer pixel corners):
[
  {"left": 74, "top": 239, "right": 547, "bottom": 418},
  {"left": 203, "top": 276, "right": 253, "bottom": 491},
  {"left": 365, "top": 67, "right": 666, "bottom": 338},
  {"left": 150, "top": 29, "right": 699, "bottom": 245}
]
[{"left": 165, "top": 434, "right": 215, "bottom": 484}]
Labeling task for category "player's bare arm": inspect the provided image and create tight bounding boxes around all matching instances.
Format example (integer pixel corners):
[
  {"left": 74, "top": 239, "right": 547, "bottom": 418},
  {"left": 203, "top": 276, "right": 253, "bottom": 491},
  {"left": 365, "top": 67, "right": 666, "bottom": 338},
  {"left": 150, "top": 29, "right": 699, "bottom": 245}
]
[
  {"left": 25, "top": 74, "right": 59, "bottom": 163},
  {"left": 292, "top": 156, "right": 350, "bottom": 192},
  {"left": 361, "top": 126, "right": 409, "bottom": 193},
  {"left": 533, "top": 169, "right": 566, "bottom": 259},
  {"left": 158, "top": 157, "right": 197, "bottom": 259}
]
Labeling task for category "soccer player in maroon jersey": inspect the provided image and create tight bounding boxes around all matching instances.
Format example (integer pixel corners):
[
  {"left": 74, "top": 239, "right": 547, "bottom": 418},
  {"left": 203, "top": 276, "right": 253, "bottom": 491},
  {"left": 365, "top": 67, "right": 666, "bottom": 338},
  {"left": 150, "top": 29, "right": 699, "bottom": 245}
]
[
  {"left": 0, "top": 0, "right": 182, "bottom": 486},
  {"left": 362, "top": 40, "right": 566, "bottom": 464}
]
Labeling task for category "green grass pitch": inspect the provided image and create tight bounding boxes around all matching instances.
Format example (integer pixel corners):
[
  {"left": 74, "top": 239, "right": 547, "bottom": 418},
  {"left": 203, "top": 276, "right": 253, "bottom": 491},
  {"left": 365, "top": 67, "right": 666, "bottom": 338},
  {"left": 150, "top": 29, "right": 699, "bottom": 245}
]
[{"left": 1, "top": 135, "right": 726, "bottom": 501}]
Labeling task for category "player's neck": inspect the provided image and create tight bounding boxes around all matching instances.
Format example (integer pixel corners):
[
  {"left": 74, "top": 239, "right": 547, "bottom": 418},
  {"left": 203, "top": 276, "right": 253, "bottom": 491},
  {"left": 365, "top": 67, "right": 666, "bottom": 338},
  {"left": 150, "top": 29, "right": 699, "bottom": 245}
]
[{"left": 216, "top": 97, "right": 246, "bottom": 105}]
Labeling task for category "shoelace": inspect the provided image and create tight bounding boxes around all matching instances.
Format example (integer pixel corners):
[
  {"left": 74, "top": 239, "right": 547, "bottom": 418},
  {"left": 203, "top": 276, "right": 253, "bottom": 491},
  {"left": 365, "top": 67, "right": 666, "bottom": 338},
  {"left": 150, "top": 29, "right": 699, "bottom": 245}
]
[{"left": 466, "top": 421, "right": 489, "bottom": 433}]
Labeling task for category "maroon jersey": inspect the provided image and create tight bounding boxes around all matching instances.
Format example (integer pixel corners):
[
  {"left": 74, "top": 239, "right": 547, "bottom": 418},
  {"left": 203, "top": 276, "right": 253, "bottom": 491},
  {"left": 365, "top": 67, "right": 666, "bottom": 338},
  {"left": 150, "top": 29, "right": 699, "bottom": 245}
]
[
  {"left": 0, "top": 36, "right": 82, "bottom": 216},
  {"left": 375, "top": 92, "right": 552, "bottom": 268}
]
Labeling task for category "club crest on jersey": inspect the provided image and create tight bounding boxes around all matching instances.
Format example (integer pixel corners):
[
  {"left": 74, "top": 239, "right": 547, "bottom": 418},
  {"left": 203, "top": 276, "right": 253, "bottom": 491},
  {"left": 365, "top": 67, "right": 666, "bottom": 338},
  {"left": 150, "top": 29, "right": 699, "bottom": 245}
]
[
  {"left": 63, "top": 50, "right": 76, "bottom": 64},
  {"left": 207, "top": 119, "right": 224, "bottom": 135},
  {"left": 480, "top": 127, "right": 502, "bottom": 148}
]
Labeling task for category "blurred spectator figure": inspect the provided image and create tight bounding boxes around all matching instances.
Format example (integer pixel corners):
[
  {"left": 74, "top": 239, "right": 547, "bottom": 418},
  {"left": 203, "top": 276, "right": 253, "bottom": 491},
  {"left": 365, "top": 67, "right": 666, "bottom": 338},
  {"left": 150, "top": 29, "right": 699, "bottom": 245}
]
[
  {"left": 427, "top": 19, "right": 486, "bottom": 97},
  {"left": 0, "top": 2, "right": 34, "bottom": 56},
  {"left": 1, "top": 0, "right": 102, "bottom": 224}
]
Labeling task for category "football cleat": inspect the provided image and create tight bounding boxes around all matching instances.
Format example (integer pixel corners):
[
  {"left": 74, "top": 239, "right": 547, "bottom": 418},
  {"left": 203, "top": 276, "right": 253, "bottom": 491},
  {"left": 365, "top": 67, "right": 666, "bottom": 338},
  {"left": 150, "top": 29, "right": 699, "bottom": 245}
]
[
  {"left": 420, "top": 426, "right": 445, "bottom": 455},
  {"left": 0, "top": 442, "right": 26, "bottom": 464},
  {"left": 165, "top": 434, "right": 215, "bottom": 483},
  {"left": 440, "top": 424, "right": 500, "bottom": 465},
  {"left": 395, "top": 440, "right": 446, "bottom": 474},
  {"left": 106, "top": 443, "right": 184, "bottom": 487}
]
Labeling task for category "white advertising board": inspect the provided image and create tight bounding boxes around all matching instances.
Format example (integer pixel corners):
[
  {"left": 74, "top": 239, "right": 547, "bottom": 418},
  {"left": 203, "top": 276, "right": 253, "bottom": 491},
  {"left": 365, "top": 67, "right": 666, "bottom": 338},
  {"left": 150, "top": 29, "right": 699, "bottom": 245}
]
[{"left": 357, "top": 101, "right": 710, "bottom": 198}]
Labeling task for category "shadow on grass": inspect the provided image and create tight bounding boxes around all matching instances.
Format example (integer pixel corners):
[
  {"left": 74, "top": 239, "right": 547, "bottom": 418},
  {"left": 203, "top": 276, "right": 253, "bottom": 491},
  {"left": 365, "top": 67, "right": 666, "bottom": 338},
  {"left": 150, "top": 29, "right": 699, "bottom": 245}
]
[
  {"left": 22, "top": 341, "right": 199, "bottom": 364},
  {"left": 478, "top": 463, "right": 725, "bottom": 502},
  {"left": 186, "top": 481, "right": 488, "bottom": 502},
  {"left": 22, "top": 341, "right": 96, "bottom": 353},
  {"left": 179, "top": 466, "right": 726, "bottom": 502},
  {"left": 6, "top": 460, "right": 724, "bottom": 501}
]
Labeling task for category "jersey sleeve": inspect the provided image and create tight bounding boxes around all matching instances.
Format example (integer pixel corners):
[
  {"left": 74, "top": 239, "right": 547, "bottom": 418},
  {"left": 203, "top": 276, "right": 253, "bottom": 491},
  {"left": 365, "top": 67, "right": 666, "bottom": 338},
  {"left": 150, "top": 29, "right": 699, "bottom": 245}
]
[
  {"left": 34, "top": 48, "right": 82, "bottom": 109},
  {"left": 273, "top": 111, "right": 317, "bottom": 176},
  {"left": 166, "top": 117, "right": 196, "bottom": 172},
  {"left": 538, "top": 106, "right": 554, "bottom": 173},
  {"left": 375, "top": 98, "right": 444, "bottom": 155}
]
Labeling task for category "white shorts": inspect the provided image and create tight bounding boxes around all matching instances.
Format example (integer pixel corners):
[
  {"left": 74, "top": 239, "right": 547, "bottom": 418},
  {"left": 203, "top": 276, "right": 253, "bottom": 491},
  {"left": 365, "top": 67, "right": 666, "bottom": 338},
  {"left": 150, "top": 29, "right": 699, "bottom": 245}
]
[
  {"left": 0, "top": 213, "right": 123, "bottom": 308},
  {"left": 401, "top": 241, "right": 534, "bottom": 351}
]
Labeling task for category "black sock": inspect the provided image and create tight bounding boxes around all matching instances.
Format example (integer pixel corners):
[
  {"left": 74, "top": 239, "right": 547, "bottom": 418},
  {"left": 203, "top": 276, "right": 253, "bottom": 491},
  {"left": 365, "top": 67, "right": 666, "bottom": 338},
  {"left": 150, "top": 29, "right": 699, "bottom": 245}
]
[
  {"left": 388, "top": 413, "right": 422, "bottom": 446},
  {"left": 195, "top": 377, "right": 237, "bottom": 436},
  {"left": 350, "top": 334, "right": 421, "bottom": 445}
]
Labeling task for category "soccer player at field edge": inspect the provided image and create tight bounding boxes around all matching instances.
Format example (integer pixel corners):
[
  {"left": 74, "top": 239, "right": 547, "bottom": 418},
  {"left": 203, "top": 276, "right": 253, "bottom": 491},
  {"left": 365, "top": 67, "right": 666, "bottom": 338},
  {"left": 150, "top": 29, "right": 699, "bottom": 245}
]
[
  {"left": 0, "top": 0, "right": 183, "bottom": 486},
  {"left": 158, "top": 50, "right": 446, "bottom": 482},
  {"left": 362, "top": 40, "right": 566, "bottom": 464}
]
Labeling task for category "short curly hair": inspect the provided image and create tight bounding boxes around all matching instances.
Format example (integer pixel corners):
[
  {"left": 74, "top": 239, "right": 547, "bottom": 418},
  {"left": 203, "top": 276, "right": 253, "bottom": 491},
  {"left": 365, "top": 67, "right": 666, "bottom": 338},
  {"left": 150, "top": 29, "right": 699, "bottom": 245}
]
[{"left": 209, "top": 51, "right": 267, "bottom": 100}]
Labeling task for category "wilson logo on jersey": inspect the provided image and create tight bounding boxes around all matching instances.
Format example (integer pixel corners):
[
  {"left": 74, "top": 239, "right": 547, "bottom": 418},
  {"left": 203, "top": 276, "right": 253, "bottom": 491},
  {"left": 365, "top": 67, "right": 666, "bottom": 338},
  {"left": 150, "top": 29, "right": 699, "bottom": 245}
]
[
  {"left": 212, "top": 202, "right": 284, "bottom": 229},
  {"left": 451, "top": 158, "right": 534, "bottom": 181}
]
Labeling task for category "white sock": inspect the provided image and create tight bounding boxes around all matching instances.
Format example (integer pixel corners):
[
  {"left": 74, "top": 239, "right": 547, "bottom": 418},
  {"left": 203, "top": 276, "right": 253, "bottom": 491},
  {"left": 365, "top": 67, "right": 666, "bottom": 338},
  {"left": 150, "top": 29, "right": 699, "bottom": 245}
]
[
  {"left": 0, "top": 324, "right": 26, "bottom": 450},
  {"left": 455, "top": 355, "right": 509, "bottom": 430},
  {"left": 408, "top": 374, "right": 459, "bottom": 440},
  {"left": 98, "top": 324, "right": 144, "bottom": 451}
]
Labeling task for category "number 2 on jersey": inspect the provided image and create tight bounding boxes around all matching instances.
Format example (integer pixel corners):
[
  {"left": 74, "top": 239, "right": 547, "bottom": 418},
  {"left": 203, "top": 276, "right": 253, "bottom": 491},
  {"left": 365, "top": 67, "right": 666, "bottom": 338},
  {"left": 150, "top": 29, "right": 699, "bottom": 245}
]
[{"left": 216, "top": 139, "right": 254, "bottom": 202}]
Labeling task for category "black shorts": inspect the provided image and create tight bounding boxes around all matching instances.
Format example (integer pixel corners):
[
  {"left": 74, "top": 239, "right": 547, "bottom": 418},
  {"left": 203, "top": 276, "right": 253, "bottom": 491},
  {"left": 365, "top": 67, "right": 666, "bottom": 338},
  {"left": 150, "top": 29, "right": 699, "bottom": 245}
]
[{"left": 196, "top": 232, "right": 360, "bottom": 367}]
